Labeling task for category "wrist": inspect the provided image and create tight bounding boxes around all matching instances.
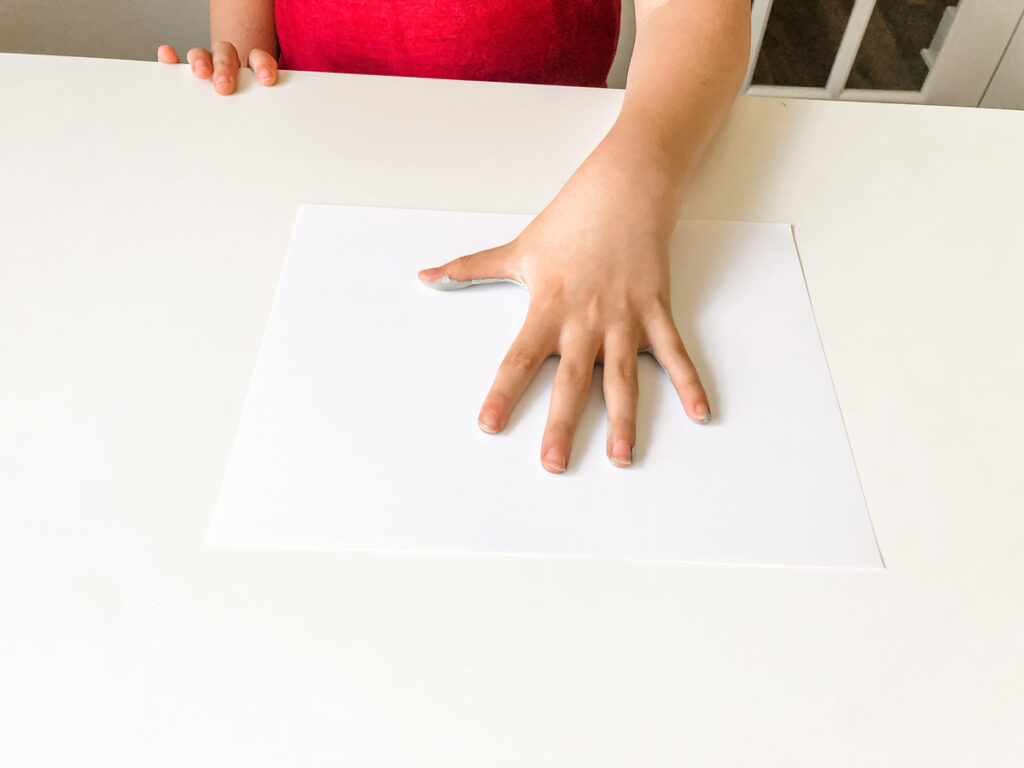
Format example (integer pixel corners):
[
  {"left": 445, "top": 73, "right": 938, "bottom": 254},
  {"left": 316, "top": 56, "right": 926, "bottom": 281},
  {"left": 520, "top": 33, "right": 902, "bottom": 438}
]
[{"left": 577, "top": 124, "right": 688, "bottom": 231}]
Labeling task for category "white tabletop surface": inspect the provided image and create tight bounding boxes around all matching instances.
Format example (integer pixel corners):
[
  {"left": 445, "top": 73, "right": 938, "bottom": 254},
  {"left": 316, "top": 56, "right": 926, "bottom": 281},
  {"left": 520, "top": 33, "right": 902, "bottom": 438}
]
[{"left": 1, "top": 53, "right": 1022, "bottom": 766}]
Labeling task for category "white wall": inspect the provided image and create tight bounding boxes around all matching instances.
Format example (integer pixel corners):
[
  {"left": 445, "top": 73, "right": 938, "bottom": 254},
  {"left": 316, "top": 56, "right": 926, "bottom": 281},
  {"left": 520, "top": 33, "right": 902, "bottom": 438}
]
[
  {"left": 0, "top": 0, "right": 209, "bottom": 63},
  {"left": 981, "top": 10, "right": 1024, "bottom": 109},
  {"left": 609, "top": 0, "right": 637, "bottom": 89},
  {"left": 0, "top": 0, "right": 636, "bottom": 88}
]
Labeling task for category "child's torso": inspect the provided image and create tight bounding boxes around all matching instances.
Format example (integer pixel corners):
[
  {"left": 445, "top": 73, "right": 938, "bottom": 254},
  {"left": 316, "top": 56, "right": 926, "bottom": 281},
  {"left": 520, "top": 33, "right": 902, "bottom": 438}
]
[{"left": 275, "top": 0, "right": 621, "bottom": 87}]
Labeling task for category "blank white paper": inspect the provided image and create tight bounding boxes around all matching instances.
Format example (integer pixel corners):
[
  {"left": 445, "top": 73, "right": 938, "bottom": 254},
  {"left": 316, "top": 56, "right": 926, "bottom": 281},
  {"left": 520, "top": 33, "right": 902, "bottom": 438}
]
[{"left": 209, "top": 205, "right": 881, "bottom": 567}]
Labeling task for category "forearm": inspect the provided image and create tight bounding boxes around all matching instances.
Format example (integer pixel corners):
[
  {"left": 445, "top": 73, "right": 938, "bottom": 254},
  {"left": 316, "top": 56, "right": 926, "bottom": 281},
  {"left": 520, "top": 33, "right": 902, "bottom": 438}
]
[
  {"left": 599, "top": 0, "right": 750, "bottom": 218},
  {"left": 210, "top": 0, "right": 278, "bottom": 61}
]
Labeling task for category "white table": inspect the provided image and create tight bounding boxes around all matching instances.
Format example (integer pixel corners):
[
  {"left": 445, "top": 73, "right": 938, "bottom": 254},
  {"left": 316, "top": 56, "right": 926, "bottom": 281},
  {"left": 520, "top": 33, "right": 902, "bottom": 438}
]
[{"left": 2, "top": 53, "right": 1022, "bottom": 766}]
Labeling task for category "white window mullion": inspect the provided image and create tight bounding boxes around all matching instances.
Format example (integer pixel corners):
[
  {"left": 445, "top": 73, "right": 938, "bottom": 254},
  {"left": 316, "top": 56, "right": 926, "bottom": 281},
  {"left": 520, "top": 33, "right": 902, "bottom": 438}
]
[
  {"left": 745, "top": 85, "right": 830, "bottom": 100},
  {"left": 825, "top": 0, "right": 878, "bottom": 98},
  {"left": 743, "top": 0, "right": 776, "bottom": 91},
  {"left": 838, "top": 89, "right": 925, "bottom": 104}
]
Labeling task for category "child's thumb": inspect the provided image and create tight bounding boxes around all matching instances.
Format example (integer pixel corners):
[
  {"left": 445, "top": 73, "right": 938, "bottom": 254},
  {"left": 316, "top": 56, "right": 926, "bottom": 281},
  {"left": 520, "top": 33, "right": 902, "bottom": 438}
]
[{"left": 417, "top": 245, "right": 524, "bottom": 291}]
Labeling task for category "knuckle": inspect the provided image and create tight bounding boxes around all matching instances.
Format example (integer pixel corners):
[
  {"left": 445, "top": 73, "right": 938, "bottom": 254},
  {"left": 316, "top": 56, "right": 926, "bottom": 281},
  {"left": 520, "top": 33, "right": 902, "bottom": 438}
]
[
  {"left": 582, "top": 295, "right": 604, "bottom": 325},
  {"left": 505, "top": 345, "right": 539, "bottom": 372},
  {"left": 484, "top": 390, "right": 513, "bottom": 412},
  {"left": 558, "top": 361, "right": 590, "bottom": 389},
  {"left": 610, "top": 419, "right": 636, "bottom": 439},
  {"left": 558, "top": 323, "right": 595, "bottom": 351},
  {"left": 683, "top": 376, "right": 705, "bottom": 394},
  {"left": 213, "top": 52, "right": 238, "bottom": 68},
  {"left": 545, "top": 420, "right": 574, "bottom": 440},
  {"left": 611, "top": 414, "right": 636, "bottom": 429},
  {"left": 445, "top": 255, "right": 471, "bottom": 278},
  {"left": 609, "top": 359, "right": 637, "bottom": 386}
]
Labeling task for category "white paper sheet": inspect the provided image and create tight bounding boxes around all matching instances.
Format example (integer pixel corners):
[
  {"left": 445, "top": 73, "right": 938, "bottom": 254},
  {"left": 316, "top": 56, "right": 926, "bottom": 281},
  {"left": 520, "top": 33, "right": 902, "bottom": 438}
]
[{"left": 209, "top": 205, "right": 881, "bottom": 567}]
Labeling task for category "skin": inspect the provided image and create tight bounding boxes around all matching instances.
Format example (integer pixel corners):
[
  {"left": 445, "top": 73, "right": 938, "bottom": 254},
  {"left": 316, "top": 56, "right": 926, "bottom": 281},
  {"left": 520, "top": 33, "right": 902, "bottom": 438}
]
[
  {"left": 157, "top": 0, "right": 278, "bottom": 94},
  {"left": 159, "top": 0, "right": 750, "bottom": 473}
]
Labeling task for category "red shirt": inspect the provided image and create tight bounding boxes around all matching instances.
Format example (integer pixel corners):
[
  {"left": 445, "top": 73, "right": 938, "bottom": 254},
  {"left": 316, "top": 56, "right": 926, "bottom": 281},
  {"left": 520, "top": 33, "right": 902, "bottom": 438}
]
[{"left": 275, "top": 0, "right": 621, "bottom": 87}]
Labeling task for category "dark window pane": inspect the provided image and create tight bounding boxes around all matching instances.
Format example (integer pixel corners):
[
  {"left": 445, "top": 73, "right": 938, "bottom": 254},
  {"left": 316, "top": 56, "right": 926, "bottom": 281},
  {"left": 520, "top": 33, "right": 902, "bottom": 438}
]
[
  {"left": 847, "top": 1, "right": 959, "bottom": 91},
  {"left": 752, "top": 0, "right": 855, "bottom": 87}
]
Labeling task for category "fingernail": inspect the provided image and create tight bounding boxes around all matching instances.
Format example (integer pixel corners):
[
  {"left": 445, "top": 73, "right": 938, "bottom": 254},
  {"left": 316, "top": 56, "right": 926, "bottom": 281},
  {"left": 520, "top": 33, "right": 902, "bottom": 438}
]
[
  {"left": 689, "top": 402, "right": 711, "bottom": 424},
  {"left": 542, "top": 447, "right": 567, "bottom": 474},
  {"left": 609, "top": 439, "right": 633, "bottom": 468},
  {"left": 478, "top": 409, "right": 501, "bottom": 434}
]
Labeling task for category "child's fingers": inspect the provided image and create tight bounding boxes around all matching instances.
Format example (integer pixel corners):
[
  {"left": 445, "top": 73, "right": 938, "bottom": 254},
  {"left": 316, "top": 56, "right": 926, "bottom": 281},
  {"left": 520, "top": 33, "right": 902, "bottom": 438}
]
[
  {"left": 477, "top": 311, "right": 557, "bottom": 434},
  {"left": 540, "top": 333, "right": 602, "bottom": 473},
  {"left": 164, "top": 42, "right": 278, "bottom": 92},
  {"left": 247, "top": 48, "right": 279, "bottom": 86},
  {"left": 186, "top": 48, "right": 213, "bottom": 80},
  {"left": 645, "top": 308, "right": 710, "bottom": 424},
  {"left": 210, "top": 41, "right": 241, "bottom": 95},
  {"left": 157, "top": 45, "right": 180, "bottom": 64},
  {"left": 602, "top": 327, "right": 640, "bottom": 468}
]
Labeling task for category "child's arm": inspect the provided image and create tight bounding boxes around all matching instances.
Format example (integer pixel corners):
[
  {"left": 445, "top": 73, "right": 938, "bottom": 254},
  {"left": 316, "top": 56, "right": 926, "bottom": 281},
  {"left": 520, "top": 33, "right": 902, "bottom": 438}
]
[
  {"left": 157, "top": 0, "right": 278, "bottom": 96},
  {"left": 616, "top": 0, "right": 751, "bottom": 216},
  {"left": 419, "top": 0, "right": 750, "bottom": 472}
]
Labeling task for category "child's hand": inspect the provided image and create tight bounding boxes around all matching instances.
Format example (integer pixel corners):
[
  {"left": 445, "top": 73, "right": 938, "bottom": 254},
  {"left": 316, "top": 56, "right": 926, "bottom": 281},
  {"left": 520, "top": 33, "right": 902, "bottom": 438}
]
[
  {"left": 418, "top": 132, "right": 710, "bottom": 474},
  {"left": 157, "top": 43, "right": 278, "bottom": 96}
]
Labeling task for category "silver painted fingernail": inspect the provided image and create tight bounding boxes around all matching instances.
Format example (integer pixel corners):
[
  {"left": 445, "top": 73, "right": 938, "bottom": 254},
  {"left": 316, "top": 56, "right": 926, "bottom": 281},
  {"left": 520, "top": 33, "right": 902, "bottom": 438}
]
[
  {"left": 688, "top": 408, "right": 712, "bottom": 424},
  {"left": 609, "top": 439, "right": 633, "bottom": 468}
]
